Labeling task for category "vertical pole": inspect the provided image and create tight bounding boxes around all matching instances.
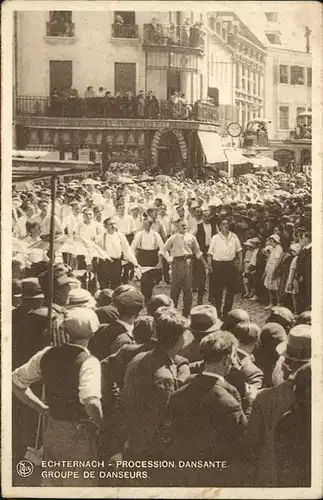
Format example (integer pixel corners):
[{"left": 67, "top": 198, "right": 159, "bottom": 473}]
[{"left": 47, "top": 174, "right": 57, "bottom": 342}]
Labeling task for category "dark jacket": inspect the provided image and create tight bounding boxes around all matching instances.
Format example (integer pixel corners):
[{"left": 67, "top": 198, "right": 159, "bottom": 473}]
[
  {"left": 167, "top": 373, "right": 248, "bottom": 479},
  {"left": 227, "top": 348, "right": 264, "bottom": 401},
  {"left": 88, "top": 321, "right": 134, "bottom": 360},
  {"left": 121, "top": 347, "right": 188, "bottom": 457}
]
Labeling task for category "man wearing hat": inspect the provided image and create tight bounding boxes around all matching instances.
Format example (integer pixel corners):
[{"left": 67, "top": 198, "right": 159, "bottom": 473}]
[
  {"left": 89, "top": 285, "right": 144, "bottom": 359},
  {"left": 244, "top": 324, "right": 311, "bottom": 486},
  {"left": 12, "top": 277, "right": 46, "bottom": 470},
  {"left": 12, "top": 308, "right": 102, "bottom": 486},
  {"left": 296, "top": 230, "right": 311, "bottom": 310},
  {"left": 180, "top": 305, "right": 221, "bottom": 363}
]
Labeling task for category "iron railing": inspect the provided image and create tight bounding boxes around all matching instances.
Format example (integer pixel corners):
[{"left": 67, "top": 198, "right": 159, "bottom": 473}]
[
  {"left": 111, "top": 24, "right": 139, "bottom": 38},
  {"left": 16, "top": 95, "right": 219, "bottom": 122},
  {"left": 46, "top": 21, "right": 75, "bottom": 37},
  {"left": 143, "top": 24, "right": 205, "bottom": 51}
]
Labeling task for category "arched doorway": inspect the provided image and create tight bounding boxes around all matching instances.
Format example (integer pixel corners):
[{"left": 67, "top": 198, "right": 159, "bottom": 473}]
[
  {"left": 157, "top": 131, "right": 181, "bottom": 174},
  {"left": 273, "top": 149, "right": 295, "bottom": 168},
  {"left": 300, "top": 148, "right": 311, "bottom": 167},
  {"left": 151, "top": 129, "right": 187, "bottom": 172}
]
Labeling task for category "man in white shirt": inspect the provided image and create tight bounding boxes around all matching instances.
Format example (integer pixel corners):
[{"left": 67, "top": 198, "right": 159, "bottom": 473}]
[
  {"left": 114, "top": 202, "right": 137, "bottom": 283},
  {"left": 63, "top": 201, "right": 83, "bottom": 235},
  {"left": 193, "top": 208, "right": 213, "bottom": 304},
  {"left": 97, "top": 217, "right": 139, "bottom": 290},
  {"left": 162, "top": 220, "right": 206, "bottom": 317},
  {"left": 208, "top": 218, "right": 243, "bottom": 319},
  {"left": 131, "top": 214, "right": 164, "bottom": 304},
  {"left": 33, "top": 199, "right": 63, "bottom": 237},
  {"left": 12, "top": 308, "right": 103, "bottom": 486}
]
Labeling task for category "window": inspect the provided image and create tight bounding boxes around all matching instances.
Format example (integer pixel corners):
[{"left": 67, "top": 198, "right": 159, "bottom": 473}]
[
  {"left": 265, "top": 12, "right": 278, "bottom": 22},
  {"left": 114, "top": 11, "right": 135, "bottom": 25},
  {"left": 47, "top": 11, "right": 74, "bottom": 37},
  {"left": 279, "top": 65, "right": 289, "bottom": 84},
  {"left": 114, "top": 62, "right": 136, "bottom": 94},
  {"left": 113, "top": 11, "right": 137, "bottom": 38},
  {"left": 265, "top": 33, "right": 281, "bottom": 44},
  {"left": 297, "top": 107, "right": 306, "bottom": 117},
  {"left": 279, "top": 106, "right": 289, "bottom": 129},
  {"left": 209, "top": 16, "right": 216, "bottom": 30},
  {"left": 307, "top": 67, "right": 312, "bottom": 87},
  {"left": 291, "top": 66, "right": 305, "bottom": 85}
]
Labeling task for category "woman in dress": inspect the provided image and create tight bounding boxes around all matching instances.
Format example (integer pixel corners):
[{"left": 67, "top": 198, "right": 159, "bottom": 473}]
[{"left": 263, "top": 234, "right": 283, "bottom": 309}]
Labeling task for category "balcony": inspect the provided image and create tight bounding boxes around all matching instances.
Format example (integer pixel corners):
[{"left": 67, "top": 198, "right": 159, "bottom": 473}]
[
  {"left": 143, "top": 23, "right": 205, "bottom": 56},
  {"left": 16, "top": 96, "right": 218, "bottom": 123},
  {"left": 290, "top": 127, "right": 312, "bottom": 142},
  {"left": 111, "top": 23, "right": 139, "bottom": 39}
]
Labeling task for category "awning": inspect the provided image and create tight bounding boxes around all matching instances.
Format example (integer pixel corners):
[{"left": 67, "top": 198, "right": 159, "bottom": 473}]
[
  {"left": 12, "top": 150, "right": 50, "bottom": 159},
  {"left": 224, "top": 149, "right": 250, "bottom": 165},
  {"left": 198, "top": 131, "right": 227, "bottom": 163},
  {"left": 248, "top": 156, "right": 278, "bottom": 169}
]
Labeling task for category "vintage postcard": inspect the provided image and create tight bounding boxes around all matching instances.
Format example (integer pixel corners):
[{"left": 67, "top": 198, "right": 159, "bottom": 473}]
[{"left": 1, "top": 0, "right": 322, "bottom": 498}]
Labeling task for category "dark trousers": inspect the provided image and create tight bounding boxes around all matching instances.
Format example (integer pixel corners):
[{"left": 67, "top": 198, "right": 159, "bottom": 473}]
[
  {"left": 193, "top": 256, "right": 207, "bottom": 304},
  {"left": 97, "top": 258, "right": 122, "bottom": 290},
  {"left": 162, "top": 257, "right": 170, "bottom": 284},
  {"left": 122, "top": 234, "right": 134, "bottom": 283},
  {"left": 210, "top": 261, "right": 237, "bottom": 318},
  {"left": 171, "top": 258, "right": 193, "bottom": 317},
  {"left": 141, "top": 269, "right": 163, "bottom": 304}
]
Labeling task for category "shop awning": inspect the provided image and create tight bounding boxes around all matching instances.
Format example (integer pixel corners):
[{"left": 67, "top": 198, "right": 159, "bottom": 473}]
[
  {"left": 198, "top": 131, "right": 227, "bottom": 164},
  {"left": 248, "top": 156, "right": 278, "bottom": 169},
  {"left": 224, "top": 149, "right": 250, "bottom": 165}
]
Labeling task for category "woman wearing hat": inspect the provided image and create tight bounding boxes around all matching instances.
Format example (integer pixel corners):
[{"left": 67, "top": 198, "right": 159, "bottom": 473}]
[{"left": 263, "top": 234, "right": 283, "bottom": 309}]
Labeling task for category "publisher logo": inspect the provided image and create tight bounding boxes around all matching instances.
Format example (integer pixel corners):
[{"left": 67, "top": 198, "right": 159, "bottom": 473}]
[{"left": 16, "top": 460, "right": 34, "bottom": 478}]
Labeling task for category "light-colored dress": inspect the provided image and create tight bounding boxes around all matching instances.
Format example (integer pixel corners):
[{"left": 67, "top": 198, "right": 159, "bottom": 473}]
[{"left": 264, "top": 244, "right": 283, "bottom": 291}]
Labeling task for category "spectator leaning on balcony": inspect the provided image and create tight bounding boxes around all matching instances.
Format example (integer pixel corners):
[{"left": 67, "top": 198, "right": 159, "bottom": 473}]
[
  {"left": 84, "top": 86, "right": 95, "bottom": 98},
  {"left": 96, "top": 87, "right": 106, "bottom": 98},
  {"left": 136, "top": 90, "right": 145, "bottom": 118},
  {"left": 145, "top": 90, "right": 159, "bottom": 118}
]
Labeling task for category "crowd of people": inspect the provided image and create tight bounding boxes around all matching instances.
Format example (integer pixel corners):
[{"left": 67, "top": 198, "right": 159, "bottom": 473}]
[
  {"left": 11, "top": 167, "right": 312, "bottom": 487},
  {"left": 43, "top": 88, "right": 195, "bottom": 120}
]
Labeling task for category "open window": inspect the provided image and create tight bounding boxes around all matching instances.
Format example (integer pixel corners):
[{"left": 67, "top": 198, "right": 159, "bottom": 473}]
[
  {"left": 113, "top": 12, "right": 137, "bottom": 38},
  {"left": 47, "top": 11, "right": 74, "bottom": 37},
  {"left": 291, "top": 66, "right": 305, "bottom": 85}
]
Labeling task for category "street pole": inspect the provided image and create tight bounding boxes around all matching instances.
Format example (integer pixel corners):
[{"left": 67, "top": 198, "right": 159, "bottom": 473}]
[{"left": 47, "top": 174, "right": 57, "bottom": 343}]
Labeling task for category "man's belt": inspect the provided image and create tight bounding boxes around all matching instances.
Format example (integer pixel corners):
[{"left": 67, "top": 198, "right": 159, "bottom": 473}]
[
  {"left": 173, "top": 255, "right": 193, "bottom": 261},
  {"left": 213, "top": 259, "right": 235, "bottom": 263}
]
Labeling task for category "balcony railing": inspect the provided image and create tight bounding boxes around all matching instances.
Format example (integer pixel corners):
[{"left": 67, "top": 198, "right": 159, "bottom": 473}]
[
  {"left": 16, "top": 96, "right": 218, "bottom": 123},
  {"left": 46, "top": 21, "right": 75, "bottom": 37},
  {"left": 290, "top": 127, "right": 312, "bottom": 140},
  {"left": 111, "top": 23, "right": 139, "bottom": 39},
  {"left": 143, "top": 24, "right": 205, "bottom": 51}
]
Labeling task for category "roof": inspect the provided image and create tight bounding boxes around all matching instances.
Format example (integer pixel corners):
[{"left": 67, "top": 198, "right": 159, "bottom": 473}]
[{"left": 12, "top": 158, "right": 100, "bottom": 182}]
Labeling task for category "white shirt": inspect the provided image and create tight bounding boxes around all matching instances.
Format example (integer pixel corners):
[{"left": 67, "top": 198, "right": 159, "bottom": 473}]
[
  {"left": 117, "top": 320, "right": 134, "bottom": 337},
  {"left": 32, "top": 213, "right": 63, "bottom": 236},
  {"left": 114, "top": 215, "right": 136, "bottom": 235},
  {"left": 76, "top": 221, "right": 102, "bottom": 242},
  {"left": 131, "top": 230, "right": 164, "bottom": 252},
  {"left": 208, "top": 232, "right": 242, "bottom": 261},
  {"left": 163, "top": 232, "right": 202, "bottom": 260},
  {"left": 158, "top": 215, "right": 172, "bottom": 237},
  {"left": 63, "top": 213, "right": 83, "bottom": 235},
  {"left": 203, "top": 223, "right": 212, "bottom": 247},
  {"left": 12, "top": 344, "right": 101, "bottom": 404},
  {"left": 101, "top": 230, "right": 138, "bottom": 266}
]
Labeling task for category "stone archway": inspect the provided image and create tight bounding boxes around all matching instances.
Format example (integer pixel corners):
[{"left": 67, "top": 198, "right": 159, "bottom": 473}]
[{"left": 151, "top": 128, "right": 187, "bottom": 167}]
